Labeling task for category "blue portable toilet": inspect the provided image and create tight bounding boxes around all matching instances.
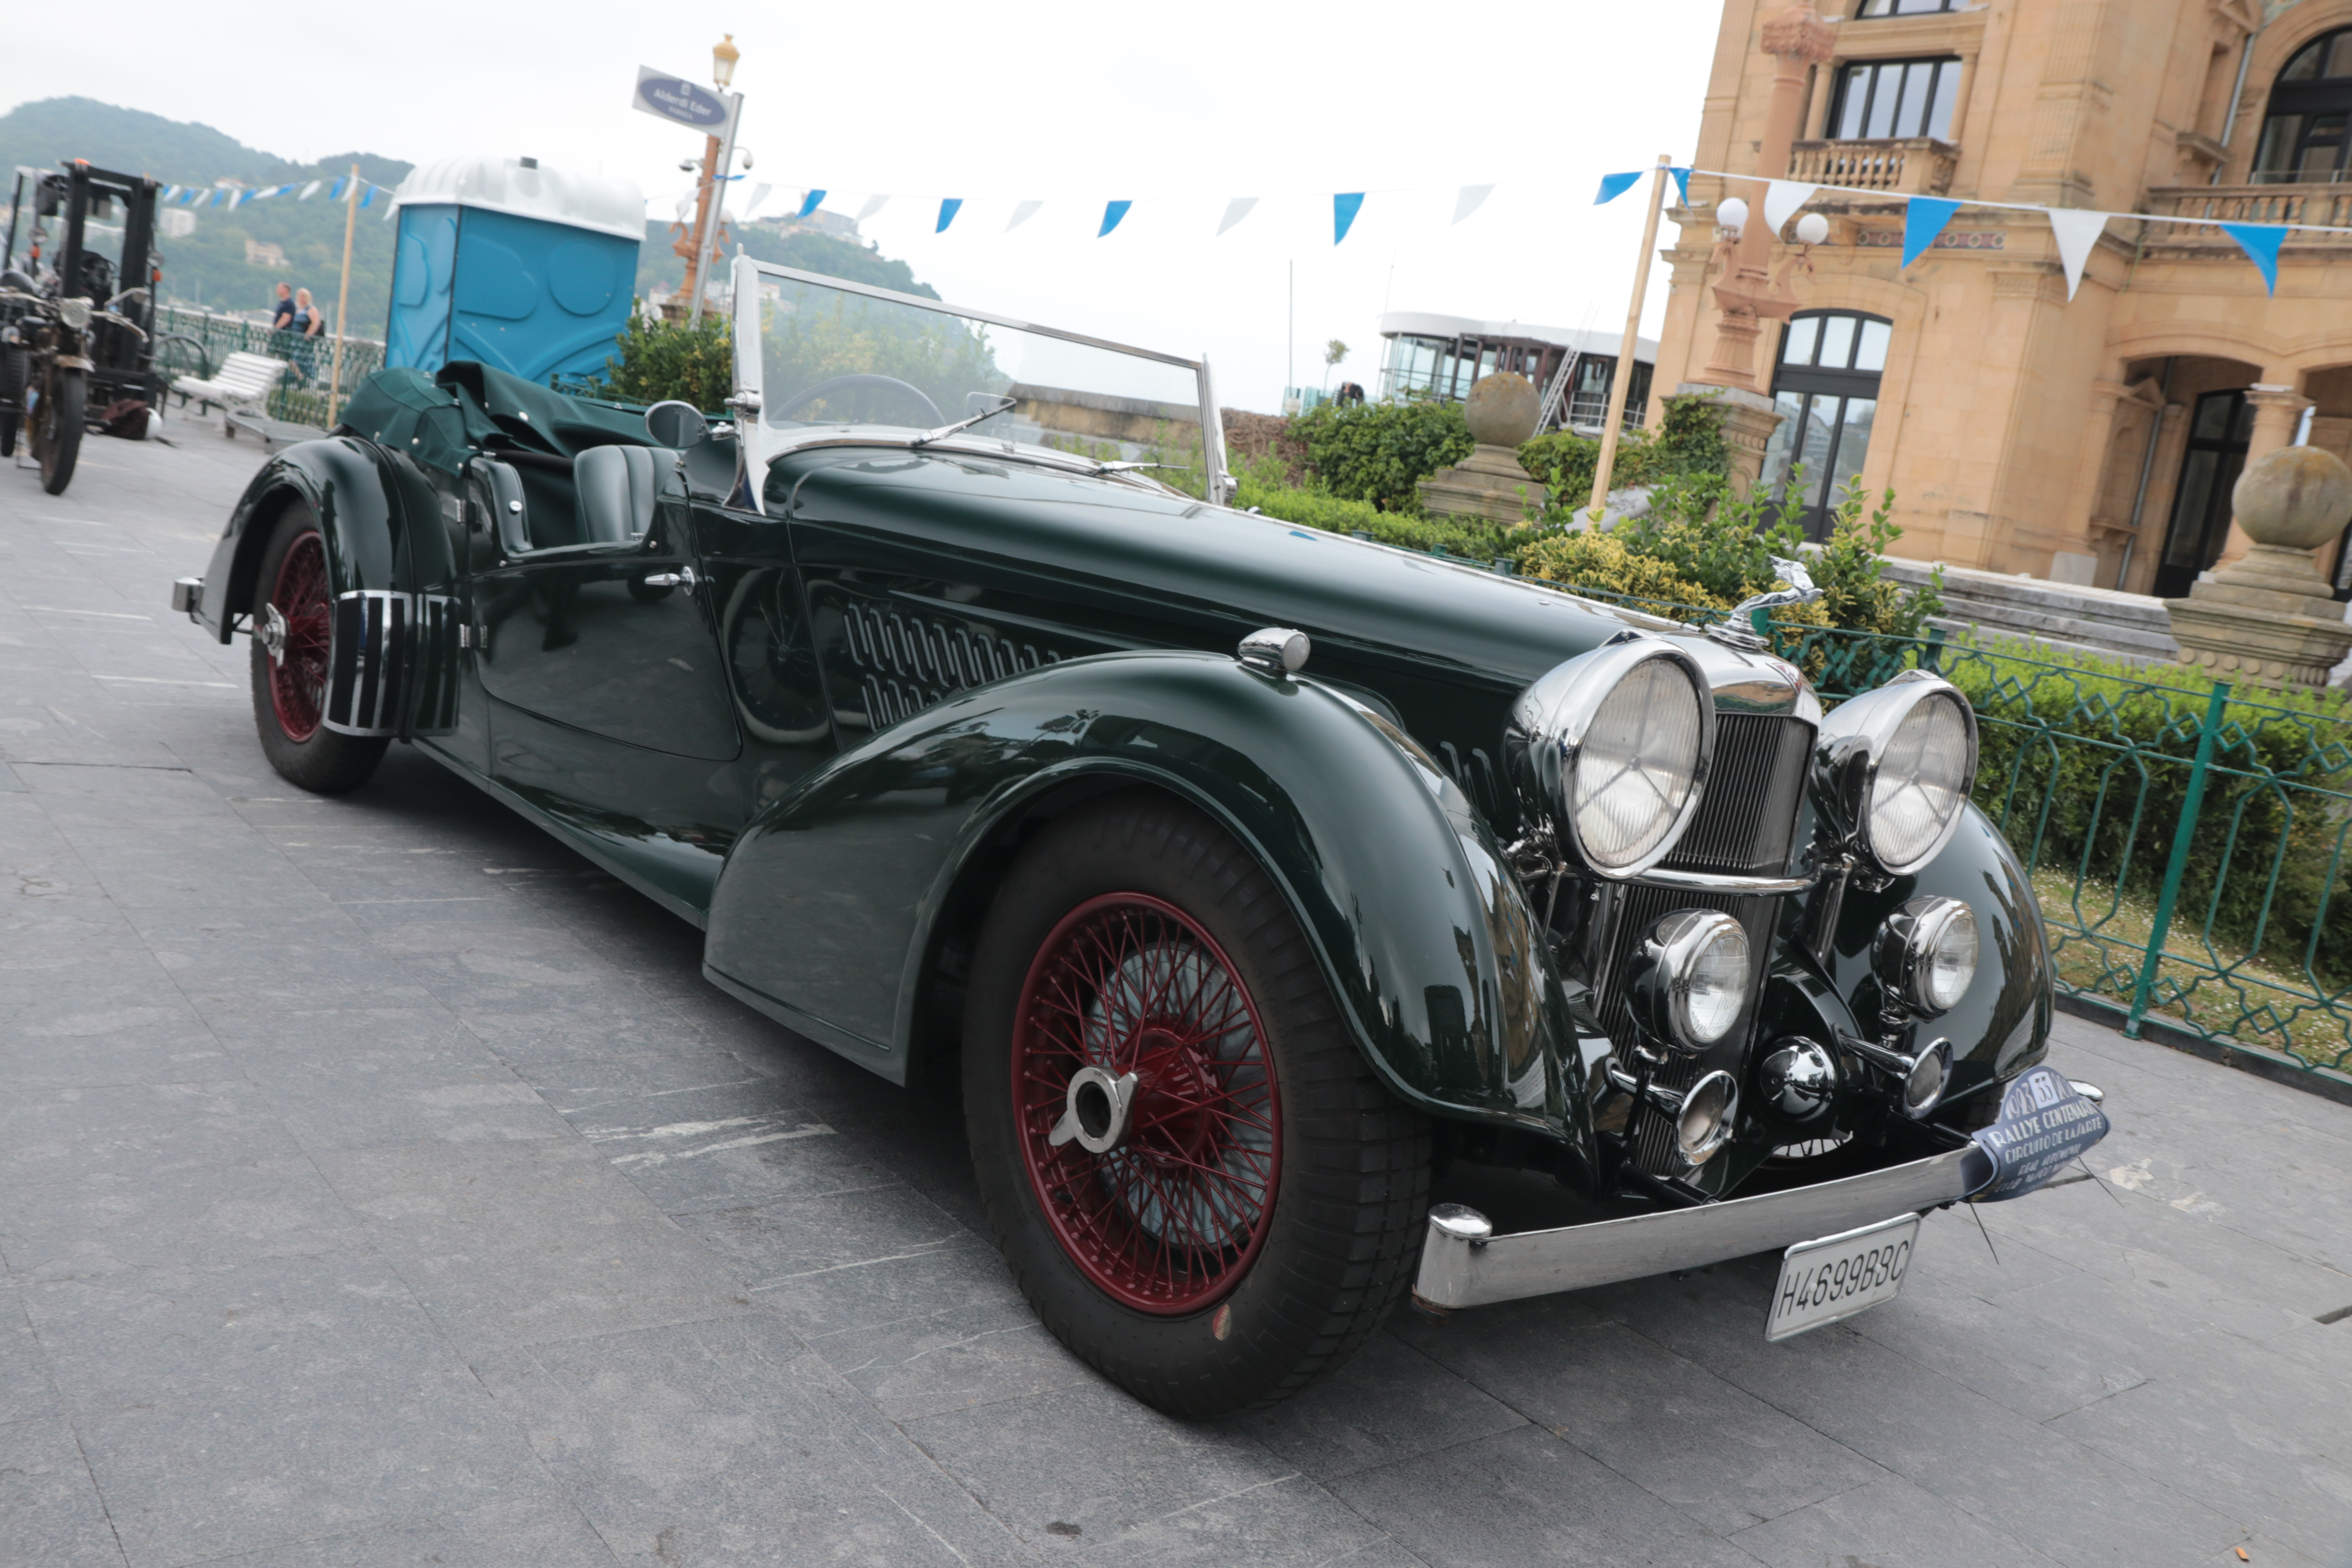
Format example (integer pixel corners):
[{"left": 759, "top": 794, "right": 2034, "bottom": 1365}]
[{"left": 386, "top": 156, "right": 644, "bottom": 386}]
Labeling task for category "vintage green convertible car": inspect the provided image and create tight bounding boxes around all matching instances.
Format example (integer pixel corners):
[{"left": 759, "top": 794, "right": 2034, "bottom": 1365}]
[{"left": 172, "top": 258, "right": 2073, "bottom": 1416}]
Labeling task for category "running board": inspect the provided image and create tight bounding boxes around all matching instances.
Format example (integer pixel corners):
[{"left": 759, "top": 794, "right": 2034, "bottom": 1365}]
[{"left": 1412, "top": 1147, "right": 1974, "bottom": 1310}]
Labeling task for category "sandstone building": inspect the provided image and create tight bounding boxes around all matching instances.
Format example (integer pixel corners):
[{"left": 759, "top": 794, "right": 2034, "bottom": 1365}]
[{"left": 1648, "top": 0, "right": 2352, "bottom": 596}]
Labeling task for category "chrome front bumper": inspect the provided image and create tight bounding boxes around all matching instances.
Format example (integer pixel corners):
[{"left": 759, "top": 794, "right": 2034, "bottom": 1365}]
[{"left": 1412, "top": 1147, "right": 1974, "bottom": 1310}]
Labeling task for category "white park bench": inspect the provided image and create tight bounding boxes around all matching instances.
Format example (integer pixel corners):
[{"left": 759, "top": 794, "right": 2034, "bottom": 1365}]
[{"left": 172, "top": 351, "right": 290, "bottom": 424}]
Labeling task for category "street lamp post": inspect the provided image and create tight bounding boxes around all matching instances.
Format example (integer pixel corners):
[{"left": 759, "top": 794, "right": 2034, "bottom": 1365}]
[{"left": 684, "top": 34, "right": 743, "bottom": 326}]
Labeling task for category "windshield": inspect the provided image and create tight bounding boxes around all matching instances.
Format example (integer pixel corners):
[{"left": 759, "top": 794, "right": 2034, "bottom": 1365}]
[{"left": 734, "top": 259, "right": 1224, "bottom": 501}]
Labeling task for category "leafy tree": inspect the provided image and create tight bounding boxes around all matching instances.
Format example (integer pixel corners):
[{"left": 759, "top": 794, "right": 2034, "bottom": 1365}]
[{"left": 590, "top": 309, "right": 733, "bottom": 412}]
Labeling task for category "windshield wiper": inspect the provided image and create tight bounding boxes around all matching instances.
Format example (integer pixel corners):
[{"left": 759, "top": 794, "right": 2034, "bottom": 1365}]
[
  {"left": 908, "top": 394, "right": 1017, "bottom": 448},
  {"left": 1088, "top": 459, "right": 1179, "bottom": 477}
]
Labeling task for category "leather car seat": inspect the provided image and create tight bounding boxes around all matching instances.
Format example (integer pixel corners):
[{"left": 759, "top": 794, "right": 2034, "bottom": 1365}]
[
  {"left": 575, "top": 445, "right": 662, "bottom": 546},
  {"left": 476, "top": 459, "right": 531, "bottom": 556}
]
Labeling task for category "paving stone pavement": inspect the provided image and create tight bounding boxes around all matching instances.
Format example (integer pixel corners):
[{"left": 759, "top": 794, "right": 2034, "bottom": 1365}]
[{"left": 3, "top": 419, "right": 2350, "bottom": 1568}]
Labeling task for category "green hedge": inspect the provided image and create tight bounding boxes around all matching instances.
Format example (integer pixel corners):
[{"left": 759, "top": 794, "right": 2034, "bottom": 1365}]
[
  {"left": 1290, "top": 397, "right": 1475, "bottom": 511},
  {"left": 1516, "top": 390, "right": 1732, "bottom": 509},
  {"left": 1925, "top": 637, "right": 2352, "bottom": 989},
  {"left": 1232, "top": 456, "right": 1521, "bottom": 557}
]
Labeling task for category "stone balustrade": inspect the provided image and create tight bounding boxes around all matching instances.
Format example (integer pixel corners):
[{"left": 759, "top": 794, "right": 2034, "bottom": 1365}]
[
  {"left": 1786, "top": 138, "right": 1958, "bottom": 196},
  {"left": 2143, "top": 182, "right": 2352, "bottom": 244}
]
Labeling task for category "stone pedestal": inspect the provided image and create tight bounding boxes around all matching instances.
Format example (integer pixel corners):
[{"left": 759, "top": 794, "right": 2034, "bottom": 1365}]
[
  {"left": 1418, "top": 372, "right": 1543, "bottom": 524},
  {"left": 2165, "top": 445, "right": 2352, "bottom": 688},
  {"left": 1678, "top": 382, "right": 1787, "bottom": 497},
  {"left": 1418, "top": 445, "right": 1544, "bottom": 524}
]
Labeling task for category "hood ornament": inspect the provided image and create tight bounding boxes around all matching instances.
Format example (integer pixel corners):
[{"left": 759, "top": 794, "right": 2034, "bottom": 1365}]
[{"left": 1709, "top": 557, "right": 1823, "bottom": 651}]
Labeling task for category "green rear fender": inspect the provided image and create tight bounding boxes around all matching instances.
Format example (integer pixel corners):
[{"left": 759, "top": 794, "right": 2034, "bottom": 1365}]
[
  {"left": 196, "top": 437, "right": 427, "bottom": 639},
  {"left": 702, "top": 651, "right": 1588, "bottom": 1149}
]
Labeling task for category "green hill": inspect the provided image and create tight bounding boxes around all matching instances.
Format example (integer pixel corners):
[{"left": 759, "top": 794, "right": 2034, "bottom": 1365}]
[
  {"left": 0, "top": 97, "right": 408, "bottom": 334},
  {"left": 0, "top": 97, "right": 944, "bottom": 344}
]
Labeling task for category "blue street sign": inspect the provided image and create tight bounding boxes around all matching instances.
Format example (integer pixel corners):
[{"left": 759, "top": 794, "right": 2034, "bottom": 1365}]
[{"left": 632, "top": 67, "right": 731, "bottom": 132}]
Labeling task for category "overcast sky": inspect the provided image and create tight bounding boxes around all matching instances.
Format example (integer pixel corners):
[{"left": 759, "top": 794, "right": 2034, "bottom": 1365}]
[{"left": 1, "top": 0, "right": 1719, "bottom": 413}]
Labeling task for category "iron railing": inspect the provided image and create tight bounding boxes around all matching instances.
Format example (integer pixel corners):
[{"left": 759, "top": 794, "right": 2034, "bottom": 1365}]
[
  {"left": 152, "top": 303, "right": 385, "bottom": 428},
  {"left": 1463, "top": 570, "right": 2352, "bottom": 1082}
]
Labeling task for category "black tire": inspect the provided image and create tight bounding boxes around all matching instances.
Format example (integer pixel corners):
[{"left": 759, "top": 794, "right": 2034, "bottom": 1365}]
[
  {"left": 249, "top": 502, "right": 388, "bottom": 793},
  {"left": 0, "top": 348, "right": 23, "bottom": 458},
  {"left": 36, "top": 367, "right": 83, "bottom": 495},
  {"left": 964, "top": 793, "right": 1430, "bottom": 1417}
]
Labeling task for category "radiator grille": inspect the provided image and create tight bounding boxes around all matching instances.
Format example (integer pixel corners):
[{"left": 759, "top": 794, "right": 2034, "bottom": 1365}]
[
  {"left": 1661, "top": 713, "right": 1813, "bottom": 876},
  {"left": 1588, "top": 713, "right": 1813, "bottom": 1174}
]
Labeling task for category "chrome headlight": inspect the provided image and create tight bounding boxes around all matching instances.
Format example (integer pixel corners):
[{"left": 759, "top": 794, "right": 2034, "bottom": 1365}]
[
  {"left": 1630, "top": 909, "right": 1751, "bottom": 1052},
  {"left": 1873, "top": 896, "right": 1978, "bottom": 1016},
  {"left": 1815, "top": 671, "right": 1978, "bottom": 877},
  {"left": 56, "top": 297, "right": 90, "bottom": 331},
  {"left": 1507, "top": 637, "right": 1714, "bottom": 877}
]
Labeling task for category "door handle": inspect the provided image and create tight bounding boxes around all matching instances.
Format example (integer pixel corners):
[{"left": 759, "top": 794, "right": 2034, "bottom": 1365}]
[{"left": 642, "top": 566, "right": 699, "bottom": 591}]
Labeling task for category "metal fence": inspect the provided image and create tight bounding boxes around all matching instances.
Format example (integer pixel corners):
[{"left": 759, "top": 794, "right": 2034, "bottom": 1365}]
[
  {"left": 1785, "top": 620, "right": 2352, "bottom": 1080},
  {"left": 152, "top": 303, "right": 385, "bottom": 428},
  {"left": 1473, "top": 570, "right": 2352, "bottom": 1082}
]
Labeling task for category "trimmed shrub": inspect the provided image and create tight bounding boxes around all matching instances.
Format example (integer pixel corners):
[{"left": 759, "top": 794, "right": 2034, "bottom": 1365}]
[
  {"left": 1291, "top": 397, "right": 1475, "bottom": 511},
  {"left": 1517, "top": 390, "right": 1733, "bottom": 508},
  {"left": 590, "top": 307, "right": 731, "bottom": 413},
  {"left": 1231, "top": 454, "right": 1518, "bottom": 557}
]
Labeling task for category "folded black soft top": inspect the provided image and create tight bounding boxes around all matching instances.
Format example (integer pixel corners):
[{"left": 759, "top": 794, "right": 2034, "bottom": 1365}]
[{"left": 336, "top": 361, "right": 649, "bottom": 476}]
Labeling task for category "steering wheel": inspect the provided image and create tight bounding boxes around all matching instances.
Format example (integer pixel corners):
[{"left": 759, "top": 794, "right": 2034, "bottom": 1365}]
[{"left": 770, "top": 374, "right": 943, "bottom": 427}]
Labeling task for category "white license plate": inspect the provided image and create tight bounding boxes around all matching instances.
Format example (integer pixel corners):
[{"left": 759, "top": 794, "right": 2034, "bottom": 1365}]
[{"left": 1766, "top": 1212, "right": 1922, "bottom": 1343}]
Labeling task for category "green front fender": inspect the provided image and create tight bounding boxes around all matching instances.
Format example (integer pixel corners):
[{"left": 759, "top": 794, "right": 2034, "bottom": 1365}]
[
  {"left": 702, "top": 651, "right": 1588, "bottom": 1149},
  {"left": 195, "top": 436, "right": 431, "bottom": 640}
]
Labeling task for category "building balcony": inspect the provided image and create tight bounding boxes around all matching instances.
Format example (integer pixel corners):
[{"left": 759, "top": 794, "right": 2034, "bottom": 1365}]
[
  {"left": 1788, "top": 138, "right": 1958, "bottom": 196},
  {"left": 2144, "top": 182, "right": 2352, "bottom": 243}
]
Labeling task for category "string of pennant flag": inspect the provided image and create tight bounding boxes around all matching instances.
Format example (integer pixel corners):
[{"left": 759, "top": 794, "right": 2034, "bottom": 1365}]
[
  {"left": 1596, "top": 164, "right": 2321, "bottom": 298},
  {"left": 771, "top": 184, "right": 1499, "bottom": 243},
  {"left": 156, "top": 176, "right": 399, "bottom": 218}
]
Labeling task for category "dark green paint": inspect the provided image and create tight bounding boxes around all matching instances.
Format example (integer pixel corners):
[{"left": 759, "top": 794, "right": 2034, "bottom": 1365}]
[
  {"left": 702, "top": 652, "right": 1586, "bottom": 1162},
  {"left": 190, "top": 370, "right": 2051, "bottom": 1207}
]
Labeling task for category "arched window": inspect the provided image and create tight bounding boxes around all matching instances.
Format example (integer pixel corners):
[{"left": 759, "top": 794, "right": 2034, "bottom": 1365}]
[
  {"left": 1760, "top": 311, "right": 1890, "bottom": 542},
  {"left": 2253, "top": 29, "right": 2352, "bottom": 184}
]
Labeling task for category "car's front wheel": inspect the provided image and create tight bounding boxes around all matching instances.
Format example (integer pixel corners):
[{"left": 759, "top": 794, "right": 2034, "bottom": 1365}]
[
  {"left": 249, "top": 502, "right": 388, "bottom": 793},
  {"left": 964, "top": 793, "right": 1430, "bottom": 1416}
]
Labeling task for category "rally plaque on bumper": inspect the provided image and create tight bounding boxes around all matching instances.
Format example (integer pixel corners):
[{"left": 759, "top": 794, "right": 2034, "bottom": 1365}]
[{"left": 1765, "top": 1212, "right": 1921, "bottom": 1342}]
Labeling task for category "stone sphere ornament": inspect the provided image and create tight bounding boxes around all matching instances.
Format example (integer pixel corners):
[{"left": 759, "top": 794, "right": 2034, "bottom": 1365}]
[
  {"left": 2164, "top": 443, "right": 2352, "bottom": 688},
  {"left": 2232, "top": 445, "right": 2352, "bottom": 552},
  {"left": 1464, "top": 372, "right": 1541, "bottom": 447}
]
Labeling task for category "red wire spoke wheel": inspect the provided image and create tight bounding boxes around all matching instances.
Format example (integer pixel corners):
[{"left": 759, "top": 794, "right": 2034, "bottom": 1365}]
[
  {"left": 964, "top": 795, "right": 1430, "bottom": 1416},
  {"left": 265, "top": 528, "right": 332, "bottom": 742},
  {"left": 246, "top": 502, "right": 387, "bottom": 794},
  {"left": 1012, "top": 893, "right": 1281, "bottom": 1315}
]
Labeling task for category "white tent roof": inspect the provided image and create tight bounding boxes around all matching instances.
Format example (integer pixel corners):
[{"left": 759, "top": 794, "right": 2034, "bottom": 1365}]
[{"left": 391, "top": 156, "right": 644, "bottom": 241}]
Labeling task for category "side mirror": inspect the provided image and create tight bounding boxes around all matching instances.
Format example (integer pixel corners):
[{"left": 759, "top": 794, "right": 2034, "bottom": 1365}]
[{"left": 645, "top": 400, "right": 710, "bottom": 449}]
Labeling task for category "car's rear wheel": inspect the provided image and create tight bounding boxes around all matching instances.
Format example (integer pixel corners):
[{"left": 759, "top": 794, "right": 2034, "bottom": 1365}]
[
  {"left": 249, "top": 502, "right": 387, "bottom": 793},
  {"left": 964, "top": 793, "right": 1430, "bottom": 1416}
]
